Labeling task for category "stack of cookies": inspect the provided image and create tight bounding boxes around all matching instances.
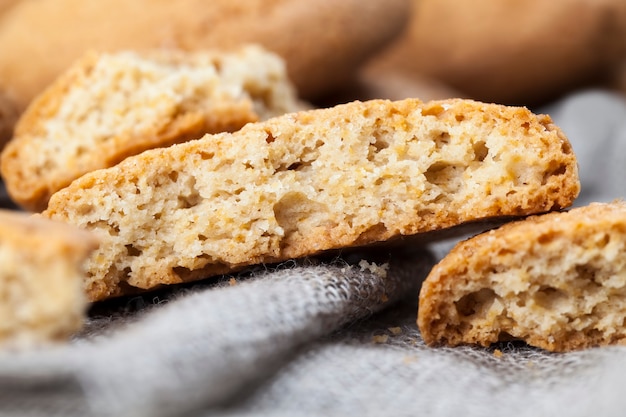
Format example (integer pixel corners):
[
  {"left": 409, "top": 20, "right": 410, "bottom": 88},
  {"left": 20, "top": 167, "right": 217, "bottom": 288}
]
[{"left": 0, "top": 0, "right": 625, "bottom": 353}]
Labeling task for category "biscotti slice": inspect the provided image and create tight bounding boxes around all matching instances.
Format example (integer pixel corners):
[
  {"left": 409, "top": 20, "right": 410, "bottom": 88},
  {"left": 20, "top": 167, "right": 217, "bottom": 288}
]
[
  {"left": 42, "top": 98, "right": 579, "bottom": 302},
  {"left": 0, "top": 45, "right": 304, "bottom": 212},
  {"left": 0, "top": 209, "right": 98, "bottom": 348},
  {"left": 418, "top": 201, "right": 626, "bottom": 352}
]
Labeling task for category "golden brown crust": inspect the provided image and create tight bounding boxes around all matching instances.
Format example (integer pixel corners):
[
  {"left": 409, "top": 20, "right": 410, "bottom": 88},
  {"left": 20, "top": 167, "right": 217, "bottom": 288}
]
[
  {"left": 42, "top": 98, "right": 579, "bottom": 301},
  {"left": 0, "top": 0, "right": 19, "bottom": 16},
  {"left": 368, "top": 0, "right": 626, "bottom": 105},
  {"left": 0, "top": 209, "right": 98, "bottom": 347},
  {"left": 0, "top": 46, "right": 303, "bottom": 212},
  {"left": 418, "top": 202, "right": 626, "bottom": 352},
  {"left": 0, "top": 0, "right": 410, "bottom": 110}
]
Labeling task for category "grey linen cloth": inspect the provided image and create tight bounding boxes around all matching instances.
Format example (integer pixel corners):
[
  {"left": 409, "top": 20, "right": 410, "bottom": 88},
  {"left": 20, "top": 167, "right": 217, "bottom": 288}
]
[{"left": 1, "top": 89, "right": 626, "bottom": 417}]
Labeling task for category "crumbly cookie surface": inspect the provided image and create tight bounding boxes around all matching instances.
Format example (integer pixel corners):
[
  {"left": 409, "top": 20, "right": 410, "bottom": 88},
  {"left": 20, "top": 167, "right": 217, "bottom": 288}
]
[
  {"left": 42, "top": 98, "right": 579, "bottom": 301},
  {"left": 418, "top": 202, "right": 626, "bottom": 352},
  {"left": 0, "top": 210, "right": 98, "bottom": 348},
  {"left": 0, "top": 45, "right": 303, "bottom": 212}
]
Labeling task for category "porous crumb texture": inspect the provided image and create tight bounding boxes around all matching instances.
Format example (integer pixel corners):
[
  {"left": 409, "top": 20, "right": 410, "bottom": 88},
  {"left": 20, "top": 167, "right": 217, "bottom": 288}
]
[
  {"left": 0, "top": 45, "right": 303, "bottom": 212},
  {"left": 418, "top": 202, "right": 626, "bottom": 352},
  {"left": 42, "top": 98, "right": 580, "bottom": 301},
  {"left": 0, "top": 210, "right": 98, "bottom": 348}
]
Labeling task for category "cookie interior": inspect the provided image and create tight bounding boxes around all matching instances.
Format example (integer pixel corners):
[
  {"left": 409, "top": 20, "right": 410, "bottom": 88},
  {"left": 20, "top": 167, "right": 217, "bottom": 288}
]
[
  {"left": 418, "top": 202, "right": 626, "bottom": 352},
  {"left": 42, "top": 98, "right": 579, "bottom": 301}
]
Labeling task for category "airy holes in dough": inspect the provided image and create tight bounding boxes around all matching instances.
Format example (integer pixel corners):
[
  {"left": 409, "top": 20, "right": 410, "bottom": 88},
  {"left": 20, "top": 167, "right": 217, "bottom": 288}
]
[
  {"left": 76, "top": 203, "right": 95, "bottom": 216},
  {"left": 125, "top": 244, "right": 142, "bottom": 257},
  {"left": 472, "top": 140, "right": 489, "bottom": 162},
  {"left": 424, "top": 162, "right": 463, "bottom": 194},
  {"left": 533, "top": 285, "right": 568, "bottom": 310},
  {"left": 541, "top": 162, "right": 567, "bottom": 185},
  {"left": 273, "top": 191, "right": 330, "bottom": 237},
  {"left": 87, "top": 219, "right": 119, "bottom": 236},
  {"left": 275, "top": 160, "right": 312, "bottom": 172},
  {"left": 367, "top": 130, "right": 391, "bottom": 162},
  {"left": 455, "top": 288, "right": 497, "bottom": 317},
  {"left": 176, "top": 176, "right": 202, "bottom": 209},
  {"left": 433, "top": 131, "right": 450, "bottom": 149}
]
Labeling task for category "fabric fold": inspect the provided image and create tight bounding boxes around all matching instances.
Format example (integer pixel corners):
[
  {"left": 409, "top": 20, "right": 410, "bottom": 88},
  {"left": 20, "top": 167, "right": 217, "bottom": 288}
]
[{"left": 0, "top": 251, "right": 433, "bottom": 417}]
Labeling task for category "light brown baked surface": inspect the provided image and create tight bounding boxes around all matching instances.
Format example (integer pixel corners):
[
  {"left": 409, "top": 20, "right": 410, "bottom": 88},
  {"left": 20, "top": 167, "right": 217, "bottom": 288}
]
[
  {"left": 0, "top": 46, "right": 303, "bottom": 212},
  {"left": 0, "top": 0, "right": 19, "bottom": 16},
  {"left": 368, "top": 0, "right": 626, "bottom": 105},
  {"left": 0, "top": 209, "right": 98, "bottom": 348},
  {"left": 418, "top": 201, "right": 626, "bottom": 352},
  {"left": 0, "top": 0, "right": 410, "bottom": 111},
  {"left": 42, "top": 98, "right": 579, "bottom": 302}
]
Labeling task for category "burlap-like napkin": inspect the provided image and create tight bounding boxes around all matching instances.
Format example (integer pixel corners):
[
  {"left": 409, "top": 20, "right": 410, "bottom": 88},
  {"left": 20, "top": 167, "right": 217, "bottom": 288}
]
[{"left": 0, "top": 89, "right": 625, "bottom": 417}]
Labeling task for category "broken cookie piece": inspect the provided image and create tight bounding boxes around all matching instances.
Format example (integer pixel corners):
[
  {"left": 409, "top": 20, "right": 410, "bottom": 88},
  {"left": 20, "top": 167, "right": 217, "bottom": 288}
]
[
  {"left": 42, "top": 98, "right": 579, "bottom": 301},
  {"left": 0, "top": 210, "right": 98, "bottom": 348},
  {"left": 418, "top": 201, "right": 626, "bottom": 352},
  {"left": 1, "top": 45, "right": 304, "bottom": 212}
]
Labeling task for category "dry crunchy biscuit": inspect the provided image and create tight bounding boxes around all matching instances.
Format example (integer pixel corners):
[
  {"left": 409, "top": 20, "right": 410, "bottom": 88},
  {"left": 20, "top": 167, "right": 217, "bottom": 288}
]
[
  {"left": 418, "top": 202, "right": 626, "bottom": 352},
  {"left": 0, "top": 46, "right": 304, "bottom": 212},
  {"left": 368, "top": 0, "right": 626, "bottom": 105},
  {"left": 0, "top": 0, "right": 410, "bottom": 112},
  {"left": 0, "top": 209, "right": 98, "bottom": 348},
  {"left": 42, "top": 98, "right": 580, "bottom": 302}
]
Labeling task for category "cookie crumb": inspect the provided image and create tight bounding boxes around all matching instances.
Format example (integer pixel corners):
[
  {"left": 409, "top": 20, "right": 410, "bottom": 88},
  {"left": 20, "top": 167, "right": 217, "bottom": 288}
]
[
  {"left": 388, "top": 327, "right": 402, "bottom": 336},
  {"left": 493, "top": 349, "right": 503, "bottom": 358},
  {"left": 372, "top": 334, "right": 389, "bottom": 344},
  {"left": 358, "top": 260, "right": 388, "bottom": 278}
]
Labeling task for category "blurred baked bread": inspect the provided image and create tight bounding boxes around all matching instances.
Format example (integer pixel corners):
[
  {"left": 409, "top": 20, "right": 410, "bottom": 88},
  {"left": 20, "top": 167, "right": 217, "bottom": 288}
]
[
  {"left": 0, "top": 209, "right": 98, "bottom": 348},
  {"left": 0, "top": 45, "right": 304, "bottom": 212},
  {"left": 335, "top": 68, "right": 463, "bottom": 104},
  {"left": 418, "top": 202, "right": 626, "bottom": 352},
  {"left": 0, "top": 0, "right": 19, "bottom": 16},
  {"left": 0, "top": 88, "right": 18, "bottom": 150},
  {"left": 42, "top": 98, "right": 579, "bottom": 301},
  {"left": 0, "top": 0, "right": 410, "bottom": 112},
  {"left": 369, "top": 0, "right": 626, "bottom": 106}
]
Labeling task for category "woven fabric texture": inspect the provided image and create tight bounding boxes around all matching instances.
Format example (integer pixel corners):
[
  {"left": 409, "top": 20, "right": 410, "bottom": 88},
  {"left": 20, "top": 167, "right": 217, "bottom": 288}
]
[{"left": 0, "top": 89, "right": 625, "bottom": 417}]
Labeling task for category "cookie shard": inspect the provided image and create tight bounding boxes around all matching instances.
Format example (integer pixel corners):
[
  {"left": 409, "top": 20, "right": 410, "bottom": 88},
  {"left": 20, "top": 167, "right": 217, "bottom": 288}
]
[
  {"left": 42, "top": 98, "right": 580, "bottom": 302},
  {"left": 0, "top": 210, "right": 98, "bottom": 348},
  {"left": 418, "top": 202, "right": 626, "bottom": 353},
  {"left": 0, "top": 45, "right": 304, "bottom": 212}
]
